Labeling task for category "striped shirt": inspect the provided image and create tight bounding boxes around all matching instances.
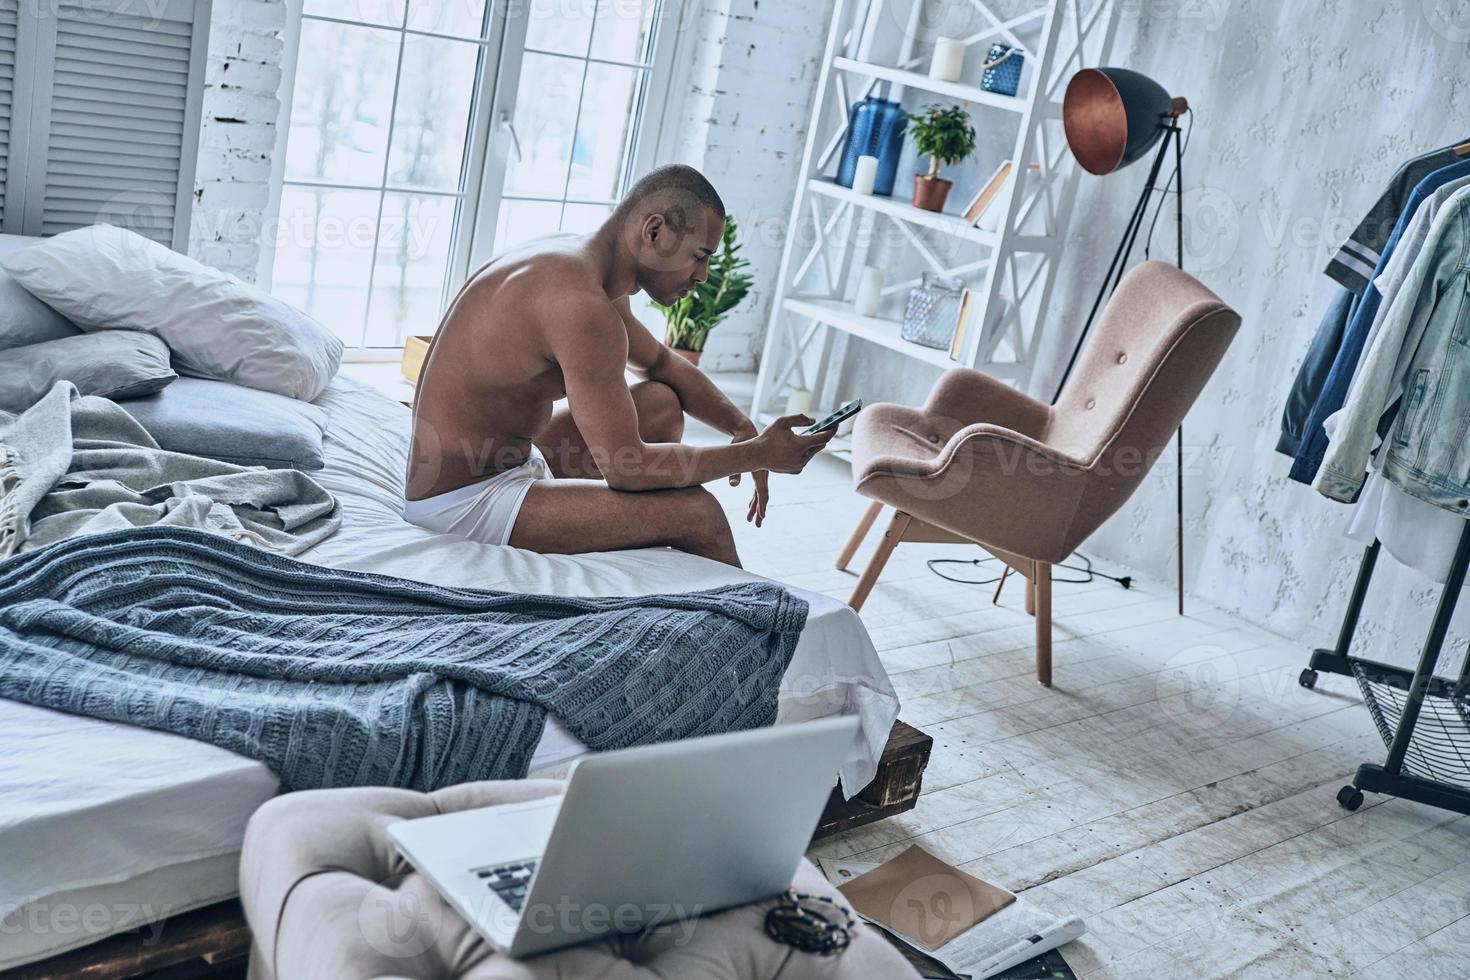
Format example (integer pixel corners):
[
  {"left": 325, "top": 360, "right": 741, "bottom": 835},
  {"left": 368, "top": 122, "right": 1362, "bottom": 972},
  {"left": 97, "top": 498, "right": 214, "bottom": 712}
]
[{"left": 1327, "top": 145, "right": 1465, "bottom": 294}]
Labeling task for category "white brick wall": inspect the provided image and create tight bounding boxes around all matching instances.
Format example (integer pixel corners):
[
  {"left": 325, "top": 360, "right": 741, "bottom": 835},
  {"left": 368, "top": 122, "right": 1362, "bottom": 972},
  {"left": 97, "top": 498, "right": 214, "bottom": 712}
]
[
  {"left": 670, "top": 0, "right": 832, "bottom": 373},
  {"left": 188, "top": 0, "right": 286, "bottom": 283}
]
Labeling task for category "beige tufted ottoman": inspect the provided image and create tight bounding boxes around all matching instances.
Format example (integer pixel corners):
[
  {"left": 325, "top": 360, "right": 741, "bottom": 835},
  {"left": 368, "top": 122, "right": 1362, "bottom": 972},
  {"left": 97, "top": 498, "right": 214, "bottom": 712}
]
[{"left": 240, "top": 779, "right": 922, "bottom": 980}]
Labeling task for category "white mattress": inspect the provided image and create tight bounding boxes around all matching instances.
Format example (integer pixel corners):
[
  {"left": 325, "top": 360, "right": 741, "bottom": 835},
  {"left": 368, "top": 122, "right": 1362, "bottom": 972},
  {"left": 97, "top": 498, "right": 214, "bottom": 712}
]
[{"left": 0, "top": 377, "right": 898, "bottom": 969}]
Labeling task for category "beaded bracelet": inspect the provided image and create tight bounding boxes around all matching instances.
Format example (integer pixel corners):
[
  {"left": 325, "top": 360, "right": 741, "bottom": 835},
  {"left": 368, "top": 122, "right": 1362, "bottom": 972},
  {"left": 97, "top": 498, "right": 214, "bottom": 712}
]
[{"left": 764, "top": 887, "right": 856, "bottom": 956}]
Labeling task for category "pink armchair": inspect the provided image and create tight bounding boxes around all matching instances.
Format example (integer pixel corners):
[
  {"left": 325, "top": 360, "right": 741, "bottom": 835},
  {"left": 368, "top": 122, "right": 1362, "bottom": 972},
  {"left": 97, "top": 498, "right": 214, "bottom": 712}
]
[{"left": 837, "top": 261, "right": 1241, "bottom": 685}]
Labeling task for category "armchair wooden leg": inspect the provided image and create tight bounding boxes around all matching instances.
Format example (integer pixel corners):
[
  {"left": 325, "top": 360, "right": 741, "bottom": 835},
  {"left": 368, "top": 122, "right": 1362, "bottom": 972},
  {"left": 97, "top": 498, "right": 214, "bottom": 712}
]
[
  {"left": 1024, "top": 575, "right": 1036, "bottom": 616},
  {"left": 836, "top": 501, "right": 884, "bottom": 571},
  {"left": 848, "top": 511, "right": 911, "bottom": 612},
  {"left": 991, "top": 566, "right": 1010, "bottom": 606},
  {"left": 1034, "top": 560, "right": 1052, "bottom": 687}
]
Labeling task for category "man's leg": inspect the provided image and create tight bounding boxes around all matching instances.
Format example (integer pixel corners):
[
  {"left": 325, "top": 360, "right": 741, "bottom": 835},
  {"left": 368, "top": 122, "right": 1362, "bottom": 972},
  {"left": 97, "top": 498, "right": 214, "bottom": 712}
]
[
  {"left": 518, "top": 378, "right": 739, "bottom": 565},
  {"left": 509, "top": 481, "right": 742, "bottom": 566},
  {"left": 534, "top": 379, "right": 684, "bottom": 479}
]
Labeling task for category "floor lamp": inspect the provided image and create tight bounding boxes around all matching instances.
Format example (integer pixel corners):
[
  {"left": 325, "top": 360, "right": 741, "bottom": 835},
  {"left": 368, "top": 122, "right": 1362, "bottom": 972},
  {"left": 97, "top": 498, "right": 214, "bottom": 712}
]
[{"left": 1053, "top": 67, "right": 1191, "bottom": 615}]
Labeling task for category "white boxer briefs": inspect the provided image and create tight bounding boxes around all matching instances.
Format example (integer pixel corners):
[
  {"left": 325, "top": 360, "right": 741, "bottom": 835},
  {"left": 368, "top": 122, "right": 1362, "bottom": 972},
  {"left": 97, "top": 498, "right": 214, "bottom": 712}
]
[{"left": 401, "top": 446, "right": 553, "bottom": 546}]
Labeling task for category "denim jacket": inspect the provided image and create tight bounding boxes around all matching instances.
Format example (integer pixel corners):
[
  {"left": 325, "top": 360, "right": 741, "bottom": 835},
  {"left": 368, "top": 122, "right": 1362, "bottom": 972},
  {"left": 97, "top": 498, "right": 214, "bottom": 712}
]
[{"left": 1317, "top": 189, "right": 1470, "bottom": 512}]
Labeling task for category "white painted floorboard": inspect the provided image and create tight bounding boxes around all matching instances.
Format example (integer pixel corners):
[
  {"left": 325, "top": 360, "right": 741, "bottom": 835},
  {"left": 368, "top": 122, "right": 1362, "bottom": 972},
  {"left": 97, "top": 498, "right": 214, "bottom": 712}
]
[{"left": 691, "top": 391, "right": 1470, "bottom": 980}]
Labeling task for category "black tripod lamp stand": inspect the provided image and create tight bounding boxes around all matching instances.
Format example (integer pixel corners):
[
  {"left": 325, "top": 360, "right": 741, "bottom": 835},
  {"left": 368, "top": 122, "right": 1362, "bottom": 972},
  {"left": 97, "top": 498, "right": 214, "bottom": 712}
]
[{"left": 1055, "top": 66, "right": 1190, "bottom": 614}]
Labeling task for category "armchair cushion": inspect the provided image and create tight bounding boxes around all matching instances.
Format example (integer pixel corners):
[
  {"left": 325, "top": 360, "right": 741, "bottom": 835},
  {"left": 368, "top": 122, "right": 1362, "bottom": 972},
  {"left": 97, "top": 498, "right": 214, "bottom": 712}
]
[
  {"left": 852, "top": 407, "right": 1089, "bottom": 561},
  {"left": 922, "top": 367, "right": 1051, "bottom": 440}
]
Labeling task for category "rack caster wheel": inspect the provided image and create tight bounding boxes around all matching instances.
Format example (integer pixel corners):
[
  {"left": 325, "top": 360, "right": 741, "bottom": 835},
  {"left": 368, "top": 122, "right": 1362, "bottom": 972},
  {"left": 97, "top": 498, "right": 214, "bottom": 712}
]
[
  {"left": 1337, "top": 785, "right": 1364, "bottom": 811},
  {"left": 1298, "top": 668, "right": 1319, "bottom": 689}
]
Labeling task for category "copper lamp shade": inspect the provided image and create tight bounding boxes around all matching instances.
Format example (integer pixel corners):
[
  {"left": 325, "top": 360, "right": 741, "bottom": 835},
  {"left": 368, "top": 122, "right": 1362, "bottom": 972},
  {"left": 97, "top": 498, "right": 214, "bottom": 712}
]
[{"left": 1063, "top": 68, "right": 1188, "bottom": 176}]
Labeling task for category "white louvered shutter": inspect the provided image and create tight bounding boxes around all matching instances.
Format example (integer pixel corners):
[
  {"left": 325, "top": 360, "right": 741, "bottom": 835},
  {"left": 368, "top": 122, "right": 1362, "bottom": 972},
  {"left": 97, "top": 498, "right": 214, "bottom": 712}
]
[
  {"left": 0, "top": 0, "right": 16, "bottom": 226},
  {"left": 9, "top": 0, "right": 210, "bottom": 249}
]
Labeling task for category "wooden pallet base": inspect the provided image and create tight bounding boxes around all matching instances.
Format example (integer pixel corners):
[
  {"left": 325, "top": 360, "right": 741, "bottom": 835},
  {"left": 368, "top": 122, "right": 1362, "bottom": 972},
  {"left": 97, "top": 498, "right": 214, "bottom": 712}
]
[
  {"left": 5, "top": 720, "right": 932, "bottom": 979},
  {"left": 813, "top": 719, "right": 933, "bottom": 841},
  {"left": 1, "top": 900, "right": 249, "bottom": 980}
]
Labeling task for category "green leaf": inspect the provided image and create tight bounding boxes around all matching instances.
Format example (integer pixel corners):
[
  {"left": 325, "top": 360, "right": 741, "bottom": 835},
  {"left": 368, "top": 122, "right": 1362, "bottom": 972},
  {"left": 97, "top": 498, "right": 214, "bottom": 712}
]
[{"left": 906, "top": 102, "right": 977, "bottom": 171}]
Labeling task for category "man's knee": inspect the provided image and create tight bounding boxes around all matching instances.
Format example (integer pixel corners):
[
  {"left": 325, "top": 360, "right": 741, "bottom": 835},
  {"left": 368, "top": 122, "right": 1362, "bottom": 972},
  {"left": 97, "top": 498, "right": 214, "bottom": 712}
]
[
  {"left": 669, "top": 486, "right": 727, "bottom": 532},
  {"left": 670, "top": 486, "right": 739, "bottom": 565},
  {"left": 631, "top": 380, "right": 684, "bottom": 440}
]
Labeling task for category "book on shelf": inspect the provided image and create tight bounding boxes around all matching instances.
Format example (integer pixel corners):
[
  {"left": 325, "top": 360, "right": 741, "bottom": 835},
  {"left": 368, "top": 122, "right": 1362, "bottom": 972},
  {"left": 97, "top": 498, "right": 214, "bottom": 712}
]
[
  {"left": 949, "top": 288, "right": 975, "bottom": 361},
  {"left": 963, "top": 161, "right": 1013, "bottom": 225},
  {"left": 962, "top": 161, "right": 1042, "bottom": 228}
]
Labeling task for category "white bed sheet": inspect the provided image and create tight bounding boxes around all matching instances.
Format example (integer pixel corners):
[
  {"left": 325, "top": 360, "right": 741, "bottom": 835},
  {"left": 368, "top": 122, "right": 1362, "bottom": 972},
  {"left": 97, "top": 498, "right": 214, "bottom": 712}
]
[{"left": 0, "top": 377, "right": 898, "bottom": 968}]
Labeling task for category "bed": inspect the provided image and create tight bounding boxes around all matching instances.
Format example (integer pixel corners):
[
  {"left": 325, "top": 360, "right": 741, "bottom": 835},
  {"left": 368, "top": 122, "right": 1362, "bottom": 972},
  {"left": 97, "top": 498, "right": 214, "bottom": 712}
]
[{"left": 0, "top": 376, "right": 900, "bottom": 971}]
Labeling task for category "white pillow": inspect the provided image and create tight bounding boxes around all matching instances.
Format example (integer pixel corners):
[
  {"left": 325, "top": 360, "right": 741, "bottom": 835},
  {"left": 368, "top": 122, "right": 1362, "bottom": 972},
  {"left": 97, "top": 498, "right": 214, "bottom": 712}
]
[{"left": 0, "top": 225, "right": 343, "bottom": 401}]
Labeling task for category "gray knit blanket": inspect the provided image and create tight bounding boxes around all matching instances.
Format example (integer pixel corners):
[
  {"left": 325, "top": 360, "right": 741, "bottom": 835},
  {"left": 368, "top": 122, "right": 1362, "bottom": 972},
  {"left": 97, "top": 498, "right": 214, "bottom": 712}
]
[
  {"left": 0, "top": 382, "right": 340, "bottom": 558},
  {"left": 0, "top": 526, "right": 807, "bottom": 791}
]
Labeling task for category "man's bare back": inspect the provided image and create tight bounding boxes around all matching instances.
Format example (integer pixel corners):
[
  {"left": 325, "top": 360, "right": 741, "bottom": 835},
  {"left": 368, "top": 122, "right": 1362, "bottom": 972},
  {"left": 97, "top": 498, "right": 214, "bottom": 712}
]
[
  {"left": 407, "top": 235, "right": 607, "bottom": 501},
  {"left": 404, "top": 165, "right": 834, "bottom": 567}
]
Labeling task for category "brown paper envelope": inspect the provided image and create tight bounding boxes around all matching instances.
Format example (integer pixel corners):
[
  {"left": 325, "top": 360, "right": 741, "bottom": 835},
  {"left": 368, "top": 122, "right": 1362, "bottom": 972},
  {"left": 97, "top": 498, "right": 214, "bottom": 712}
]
[{"left": 838, "top": 845, "right": 1016, "bottom": 951}]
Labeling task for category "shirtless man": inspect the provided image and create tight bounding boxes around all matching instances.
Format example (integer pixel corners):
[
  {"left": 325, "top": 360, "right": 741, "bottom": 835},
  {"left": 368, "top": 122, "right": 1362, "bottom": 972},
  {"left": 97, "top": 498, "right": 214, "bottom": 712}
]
[{"left": 403, "top": 165, "right": 834, "bottom": 568}]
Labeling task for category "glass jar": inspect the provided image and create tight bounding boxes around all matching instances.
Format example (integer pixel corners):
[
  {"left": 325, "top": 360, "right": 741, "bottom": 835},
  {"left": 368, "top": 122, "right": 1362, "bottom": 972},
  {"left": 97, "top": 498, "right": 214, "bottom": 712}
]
[{"left": 901, "top": 273, "right": 966, "bottom": 350}]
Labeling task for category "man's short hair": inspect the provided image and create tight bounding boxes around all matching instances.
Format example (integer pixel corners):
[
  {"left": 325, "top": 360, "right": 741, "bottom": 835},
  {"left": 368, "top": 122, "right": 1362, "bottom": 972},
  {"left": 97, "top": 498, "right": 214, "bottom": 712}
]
[{"left": 619, "top": 165, "right": 725, "bottom": 229}]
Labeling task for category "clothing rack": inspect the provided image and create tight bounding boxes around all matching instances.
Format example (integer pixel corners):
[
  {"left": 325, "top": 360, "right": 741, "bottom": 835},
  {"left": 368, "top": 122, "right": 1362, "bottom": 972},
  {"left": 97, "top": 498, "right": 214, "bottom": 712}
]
[{"left": 1299, "top": 526, "right": 1470, "bottom": 816}]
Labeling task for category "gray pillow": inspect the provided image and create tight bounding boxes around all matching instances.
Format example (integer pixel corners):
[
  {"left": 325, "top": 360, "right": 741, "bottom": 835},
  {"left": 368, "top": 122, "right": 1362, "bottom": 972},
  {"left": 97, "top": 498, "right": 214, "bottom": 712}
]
[
  {"left": 118, "top": 377, "right": 330, "bottom": 470},
  {"left": 0, "top": 234, "right": 80, "bottom": 348},
  {"left": 0, "top": 331, "right": 176, "bottom": 411},
  {"left": 1, "top": 225, "right": 343, "bottom": 400}
]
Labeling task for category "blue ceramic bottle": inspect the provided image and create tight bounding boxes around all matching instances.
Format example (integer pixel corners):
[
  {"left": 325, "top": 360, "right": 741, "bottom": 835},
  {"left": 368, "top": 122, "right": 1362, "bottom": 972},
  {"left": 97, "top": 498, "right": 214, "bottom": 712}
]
[{"left": 836, "top": 96, "right": 907, "bottom": 196}]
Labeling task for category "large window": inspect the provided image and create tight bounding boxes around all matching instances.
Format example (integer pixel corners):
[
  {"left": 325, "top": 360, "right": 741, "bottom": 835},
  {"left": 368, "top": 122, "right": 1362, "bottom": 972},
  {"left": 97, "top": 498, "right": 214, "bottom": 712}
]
[
  {"left": 273, "top": 0, "right": 673, "bottom": 350},
  {"left": 488, "top": 0, "right": 668, "bottom": 250}
]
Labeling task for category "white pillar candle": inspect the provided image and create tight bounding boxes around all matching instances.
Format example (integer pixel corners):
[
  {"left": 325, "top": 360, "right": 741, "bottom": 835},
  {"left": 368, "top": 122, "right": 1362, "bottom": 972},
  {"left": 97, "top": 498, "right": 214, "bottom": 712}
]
[
  {"left": 930, "top": 37, "right": 965, "bottom": 82},
  {"left": 851, "top": 155, "right": 879, "bottom": 195},
  {"left": 854, "top": 265, "right": 884, "bottom": 317},
  {"left": 785, "top": 388, "right": 814, "bottom": 416}
]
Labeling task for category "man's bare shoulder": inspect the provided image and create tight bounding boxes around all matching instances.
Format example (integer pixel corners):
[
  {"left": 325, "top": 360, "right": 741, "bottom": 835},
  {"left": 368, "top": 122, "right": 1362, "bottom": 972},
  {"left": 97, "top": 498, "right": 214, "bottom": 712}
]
[
  {"left": 503, "top": 246, "right": 627, "bottom": 344},
  {"left": 457, "top": 240, "right": 610, "bottom": 317}
]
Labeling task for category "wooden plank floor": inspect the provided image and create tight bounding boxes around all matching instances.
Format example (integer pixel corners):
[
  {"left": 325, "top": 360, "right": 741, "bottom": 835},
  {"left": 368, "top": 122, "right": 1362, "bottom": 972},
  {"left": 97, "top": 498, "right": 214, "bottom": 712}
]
[{"left": 693, "top": 397, "right": 1470, "bottom": 980}]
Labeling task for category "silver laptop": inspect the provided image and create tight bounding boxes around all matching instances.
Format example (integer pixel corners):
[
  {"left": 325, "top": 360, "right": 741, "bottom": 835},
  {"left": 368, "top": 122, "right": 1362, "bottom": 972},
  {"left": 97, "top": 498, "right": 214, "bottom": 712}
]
[{"left": 388, "top": 715, "right": 861, "bottom": 959}]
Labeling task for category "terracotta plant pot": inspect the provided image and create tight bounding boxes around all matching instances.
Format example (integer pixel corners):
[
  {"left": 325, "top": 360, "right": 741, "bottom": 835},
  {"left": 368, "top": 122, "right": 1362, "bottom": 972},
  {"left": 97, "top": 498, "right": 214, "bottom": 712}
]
[
  {"left": 672, "top": 347, "right": 702, "bottom": 367},
  {"left": 912, "top": 175, "right": 953, "bottom": 212}
]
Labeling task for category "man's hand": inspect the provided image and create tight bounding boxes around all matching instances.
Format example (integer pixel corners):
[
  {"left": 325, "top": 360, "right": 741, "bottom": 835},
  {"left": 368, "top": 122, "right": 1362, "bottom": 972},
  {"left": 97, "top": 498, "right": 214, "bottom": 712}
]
[
  {"left": 755, "top": 414, "right": 836, "bottom": 474},
  {"left": 727, "top": 418, "right": 758, "bottom": 486},
  {"left": 725, "top": 418, "right": 771, "bottom": 527},
  {"left": 723, "top": 423, "right": 770, "bottom": 528}
]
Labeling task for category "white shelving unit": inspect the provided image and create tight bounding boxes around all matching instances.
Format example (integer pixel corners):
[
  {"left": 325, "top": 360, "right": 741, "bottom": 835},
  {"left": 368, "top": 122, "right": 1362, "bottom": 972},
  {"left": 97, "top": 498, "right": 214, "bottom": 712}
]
[{"left": 751, "top": 0, "right": 1119, "bottom": 421}]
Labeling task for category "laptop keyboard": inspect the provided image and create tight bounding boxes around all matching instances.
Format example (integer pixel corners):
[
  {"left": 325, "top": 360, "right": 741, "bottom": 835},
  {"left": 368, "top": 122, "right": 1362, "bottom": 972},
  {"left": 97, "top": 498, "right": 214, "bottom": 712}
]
[{"left": 477, "top": 860, "right": 537, "bottom": 912}]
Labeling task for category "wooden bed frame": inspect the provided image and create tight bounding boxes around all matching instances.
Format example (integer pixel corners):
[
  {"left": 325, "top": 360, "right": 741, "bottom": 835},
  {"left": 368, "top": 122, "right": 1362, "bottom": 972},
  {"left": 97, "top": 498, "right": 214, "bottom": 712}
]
[{"left": 2, "top": 721, "right": 932, "bottom": 980}]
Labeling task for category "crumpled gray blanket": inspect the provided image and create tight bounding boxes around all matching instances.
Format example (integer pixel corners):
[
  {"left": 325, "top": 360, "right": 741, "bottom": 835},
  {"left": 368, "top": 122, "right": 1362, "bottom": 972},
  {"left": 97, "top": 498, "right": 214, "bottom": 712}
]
[
  {"left": 0, "top": 381, "right": 340, "bottom": 557},
  {"left": 0, "top": 525, "right": 807, "bottom": 791}
]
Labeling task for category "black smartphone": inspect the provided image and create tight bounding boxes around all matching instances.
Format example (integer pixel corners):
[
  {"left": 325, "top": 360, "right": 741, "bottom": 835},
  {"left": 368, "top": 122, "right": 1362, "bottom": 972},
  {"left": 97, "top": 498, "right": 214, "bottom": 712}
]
[{"left": 801, "top": 399, "right": 863, "bottom": 435}]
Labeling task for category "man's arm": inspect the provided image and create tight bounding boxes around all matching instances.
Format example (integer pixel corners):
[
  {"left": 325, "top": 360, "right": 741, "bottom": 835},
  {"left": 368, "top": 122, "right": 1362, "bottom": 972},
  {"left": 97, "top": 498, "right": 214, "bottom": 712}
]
[
  {"left": 616, "top": 295, "right": 754, "bottom": 437},
  {"left": 547, "top": 295, "right": 830, "bottom": 492},
  {"left": 616, "top": 296, "right": 779, "bottom": 525}
]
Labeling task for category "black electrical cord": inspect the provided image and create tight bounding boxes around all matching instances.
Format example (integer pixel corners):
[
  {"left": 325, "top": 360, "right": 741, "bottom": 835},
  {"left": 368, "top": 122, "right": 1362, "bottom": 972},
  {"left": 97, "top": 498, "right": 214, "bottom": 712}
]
[{"left": 925, "top": 550, "right": 1132, "bottom": 589}]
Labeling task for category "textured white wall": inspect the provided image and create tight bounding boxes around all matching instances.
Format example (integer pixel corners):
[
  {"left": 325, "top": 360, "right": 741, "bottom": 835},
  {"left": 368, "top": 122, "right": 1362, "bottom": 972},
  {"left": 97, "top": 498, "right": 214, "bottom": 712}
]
[
  {"left": 189, "top": 0, "right": 286, "bottom": 283},
  {"left": 762, "top": 0, "right": 1470, "bottom": 670}
]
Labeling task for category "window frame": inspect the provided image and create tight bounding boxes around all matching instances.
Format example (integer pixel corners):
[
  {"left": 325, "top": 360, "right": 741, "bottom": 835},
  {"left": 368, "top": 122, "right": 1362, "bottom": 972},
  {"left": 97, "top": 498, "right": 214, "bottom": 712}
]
[
  {"left": 271, "top": 0, "right": 681, "bottom": 359},
  {"left": 462, "top": 0, "right": 679, "bottom": 275}
]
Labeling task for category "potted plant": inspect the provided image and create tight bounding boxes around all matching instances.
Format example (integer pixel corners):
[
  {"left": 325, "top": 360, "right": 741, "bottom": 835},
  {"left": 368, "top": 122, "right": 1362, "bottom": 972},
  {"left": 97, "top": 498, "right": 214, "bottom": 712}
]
[
  {"left": 907, "top": 103, "right": 977, "bottom": 212},
  {"left": 654, "top": 214, "right": 754, "bottom": 366}
]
